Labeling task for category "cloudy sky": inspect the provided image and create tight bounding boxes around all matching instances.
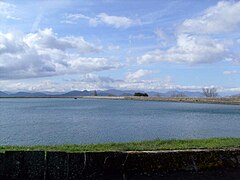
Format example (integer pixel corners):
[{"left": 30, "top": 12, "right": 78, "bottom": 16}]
[{"left": 0, "top": 0, "right": 240, "bottom": 93}]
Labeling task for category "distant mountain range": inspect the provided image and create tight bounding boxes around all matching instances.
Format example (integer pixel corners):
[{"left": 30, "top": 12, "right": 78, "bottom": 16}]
[
  {"left": 0, "top": 89, "right": 201, "bottom": 97},
  {"left": 0, "top": 91, "right": 8, "bottom": 97},
  {"left": 0, "top": 89, "right": 239, "bottom": 98}
]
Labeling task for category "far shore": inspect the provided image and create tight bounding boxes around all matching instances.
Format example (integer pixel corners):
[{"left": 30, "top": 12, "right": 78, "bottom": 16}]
[{"left": 1, "top": 95, "right": 240, "bottom": 105}]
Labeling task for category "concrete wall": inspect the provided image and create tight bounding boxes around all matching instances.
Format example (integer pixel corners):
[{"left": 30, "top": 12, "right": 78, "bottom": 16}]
[{"left": 0, "top": 149, "right": 240, "bottom": 179}]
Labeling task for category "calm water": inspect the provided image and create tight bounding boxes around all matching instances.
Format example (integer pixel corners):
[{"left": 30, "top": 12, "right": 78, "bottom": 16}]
[{"left": 0, "top": 98, "right": 240, "bottom": 146}]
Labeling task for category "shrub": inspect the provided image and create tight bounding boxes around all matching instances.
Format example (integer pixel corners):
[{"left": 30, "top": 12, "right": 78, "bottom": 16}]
[{"left": 134, "top": 92, "right": 148, "bottom": 97}]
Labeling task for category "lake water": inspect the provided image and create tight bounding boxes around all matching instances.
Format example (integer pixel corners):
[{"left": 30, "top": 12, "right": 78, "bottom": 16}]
[{"left": 0, "top": 98, "right": 240, "bottom": 146}]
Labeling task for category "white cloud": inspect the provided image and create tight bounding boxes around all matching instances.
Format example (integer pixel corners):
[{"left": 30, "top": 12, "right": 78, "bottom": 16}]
[
  {"left": 129, "top": 34, "right": 153, "bottom": 40},
  {"left": 97, "top": 13, "right": 140, "bottom": 28},
  {"left": 180, "top": 1, "right": 240, "bottom": 34},
  {"left": 223, "top": 70, "right": 240, "bottom": 75},
  {"left": 138, "top": 34, "right": 228, "bottom": 64},
  {"left": 0, "top": 1, "right": 19, "bottom": 20},
  {"left": 24, "top": 28, "right": 99, "bottom": 53},
  {"left": 107, "top": 45, "right": 120, "bottom": 51},
  {"left": 223, "top": 87, "right": 240, "bottom": 92},
  {"left": 126, "top": 69, "right": 156, "bottom": 80},
  {"left": 63, "top": 13, "right": 141, "bottom": 28},
  {"left": 154, "top": 28, "right": 167, "bottom": 40},
  {"left": 2, "top": 74, "right": 240, "bottom": 94},
  {"left": 154, "top": 28, "right": 171, "bottom": 47},
  {"left": 138, "top": 1, "right": 240, "bottom": 65},
  {"left": 0, "top": 74, "right": 173, "bottom": 92},
  {"left": 67, "top": 57, "right": 119, "bottom": 73},
  {"left": 0, "top": 32, "right": 25, "bottom": 54},
  {"left": 62, "top": 13, "right": 90, "bottom": 24},
  {"left": 83, "top": 73, "right": 115, "bottom": 83},
  {"left": 67, "top": 13, "right": 89, "bottom": 21},
  {"left": 0, "top": 28, "right": 120, "bottom": 80},
  {"left": 31, "top": 14, "right": 43, "bottom": 31}
]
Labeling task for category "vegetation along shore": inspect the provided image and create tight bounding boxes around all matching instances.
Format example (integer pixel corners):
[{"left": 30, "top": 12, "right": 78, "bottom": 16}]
[{"left": 0, "top": 138, "right": 240, "bottom": 152}]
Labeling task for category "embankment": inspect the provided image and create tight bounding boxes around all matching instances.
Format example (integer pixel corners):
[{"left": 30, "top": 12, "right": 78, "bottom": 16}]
[
  {"left": 124, "top": 96, "right": 240, "bottom": 105},
  {"left": 1, "top": 149, "right": 240, "bottom": 179}
]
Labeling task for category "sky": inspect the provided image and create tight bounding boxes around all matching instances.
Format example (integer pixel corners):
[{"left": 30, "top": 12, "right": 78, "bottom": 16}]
[{"left": 0, "top": 0, "right": 240, "bottom": 94}]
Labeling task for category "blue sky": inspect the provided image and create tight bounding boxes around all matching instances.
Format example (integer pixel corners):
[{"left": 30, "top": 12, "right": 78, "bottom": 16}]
[{"left": 0, "top": 0, "right": 240, "bottom": 94}]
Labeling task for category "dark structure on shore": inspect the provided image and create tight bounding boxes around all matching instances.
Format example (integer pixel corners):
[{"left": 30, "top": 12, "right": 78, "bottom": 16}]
[{"left": 134, "top": 92, "right": 149, "bottom": 97}]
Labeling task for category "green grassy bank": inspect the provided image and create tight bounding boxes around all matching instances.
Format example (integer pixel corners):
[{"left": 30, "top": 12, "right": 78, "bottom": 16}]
[{"left": 0, "top": 138, "right": 240, "bottom": 152}]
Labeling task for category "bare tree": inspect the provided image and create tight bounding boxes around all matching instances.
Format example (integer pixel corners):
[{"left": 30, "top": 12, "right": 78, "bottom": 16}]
[{"left": 202, "top": 87, "right": 218, "bottom": 97}]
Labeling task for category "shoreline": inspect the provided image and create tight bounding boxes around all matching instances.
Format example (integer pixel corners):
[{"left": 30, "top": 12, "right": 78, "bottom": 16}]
[
  {"left": 0, "top": 138, "right": 240, "bottom": 152},
  {"left": 1, "top": 95, "right": 240, "bottom": 105}
]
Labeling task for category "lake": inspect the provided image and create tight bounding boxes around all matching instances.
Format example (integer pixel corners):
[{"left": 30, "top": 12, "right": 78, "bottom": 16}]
[{"left": 0, "top": 98, "right": 240, "bottom": 146}]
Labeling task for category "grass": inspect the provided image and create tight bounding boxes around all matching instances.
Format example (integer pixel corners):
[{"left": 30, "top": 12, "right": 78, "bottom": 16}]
[{"left": 0, "top": 138, "right": 240, "bottom": 153}]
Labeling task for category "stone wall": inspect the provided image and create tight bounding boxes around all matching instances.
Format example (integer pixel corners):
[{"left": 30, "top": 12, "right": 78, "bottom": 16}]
[{"left": 0, "top": 149, "right": 240, "bottom": 179}]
